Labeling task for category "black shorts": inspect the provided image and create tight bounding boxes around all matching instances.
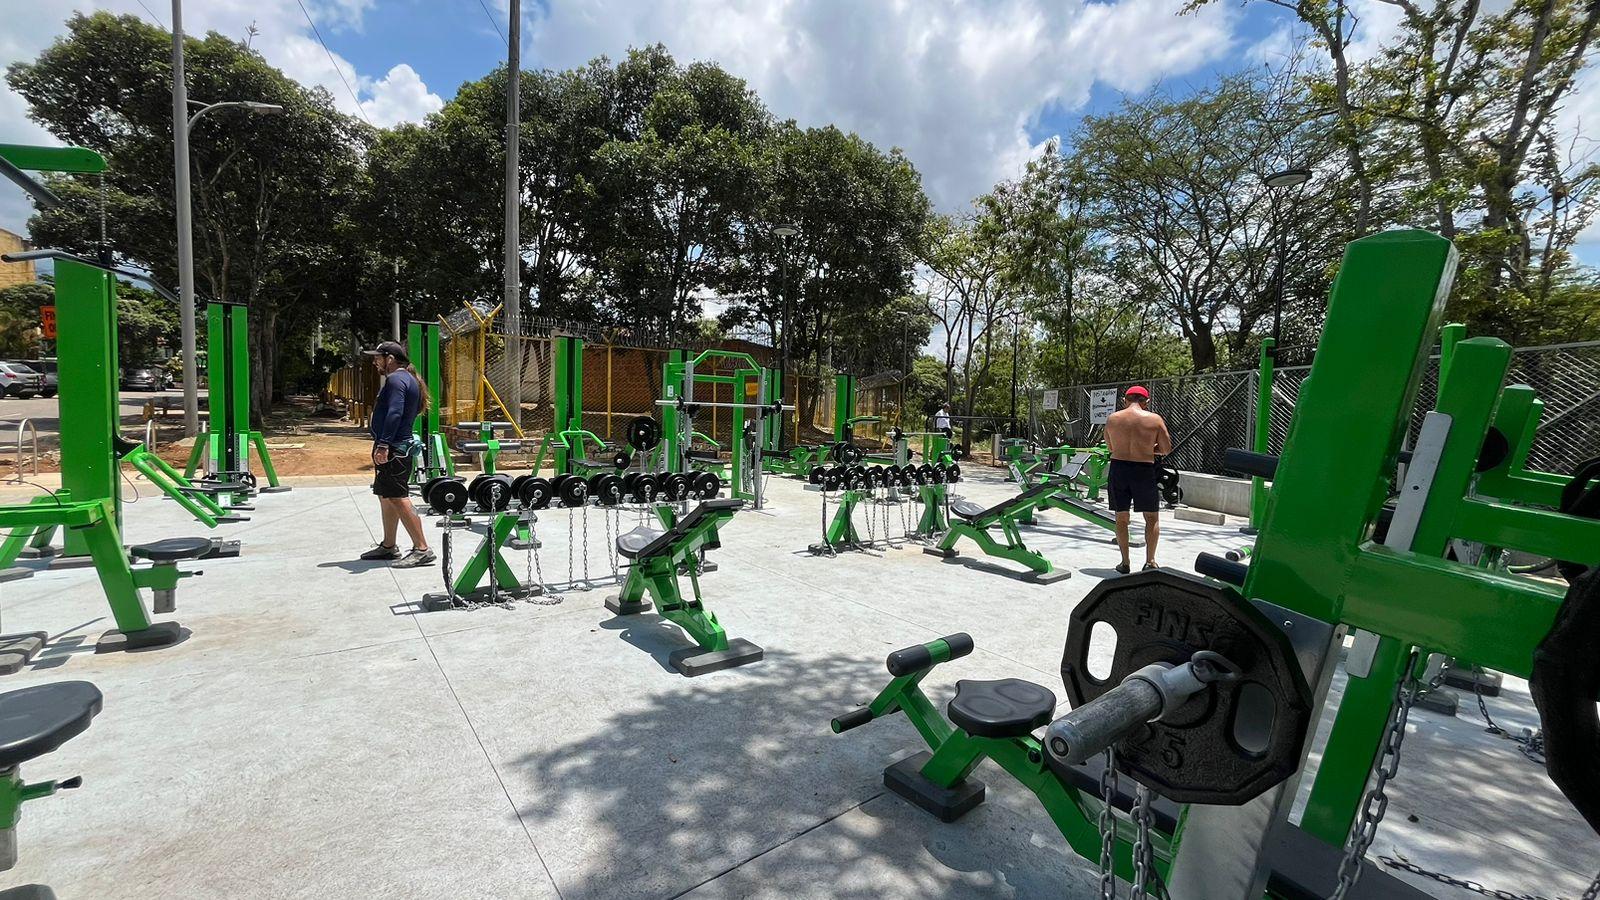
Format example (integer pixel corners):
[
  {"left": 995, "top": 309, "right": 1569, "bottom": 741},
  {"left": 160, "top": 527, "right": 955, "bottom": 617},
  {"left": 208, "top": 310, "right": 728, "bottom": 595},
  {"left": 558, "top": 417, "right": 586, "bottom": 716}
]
[
  {"left": 1108, "top": 459, "right": 1160, "bottom": 513},
  {"left": 372, "top": 452, "right": 415, "bottom": 499}
]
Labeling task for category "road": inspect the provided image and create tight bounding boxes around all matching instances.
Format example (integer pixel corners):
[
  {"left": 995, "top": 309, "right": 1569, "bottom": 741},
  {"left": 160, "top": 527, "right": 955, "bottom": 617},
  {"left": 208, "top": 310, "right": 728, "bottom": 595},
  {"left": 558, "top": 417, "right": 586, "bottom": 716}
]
[{"left": 0, "top": 388, "right": 196, "bottom": 452}]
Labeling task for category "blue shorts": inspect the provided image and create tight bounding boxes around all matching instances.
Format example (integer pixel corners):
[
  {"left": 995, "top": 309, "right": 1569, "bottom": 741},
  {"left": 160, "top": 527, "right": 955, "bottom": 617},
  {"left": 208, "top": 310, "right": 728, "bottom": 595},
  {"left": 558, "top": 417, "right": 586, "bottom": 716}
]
[{"left": 1108, "top": 459, "right": 1159, "bottom": 513}]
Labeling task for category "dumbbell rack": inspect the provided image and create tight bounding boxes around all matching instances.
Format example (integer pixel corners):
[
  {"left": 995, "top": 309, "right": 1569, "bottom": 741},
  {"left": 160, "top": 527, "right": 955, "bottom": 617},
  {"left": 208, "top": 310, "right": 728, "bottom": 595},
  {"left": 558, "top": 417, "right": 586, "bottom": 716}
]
[{"left": 806, "top": 463, "right": 962, "bottom": 555}]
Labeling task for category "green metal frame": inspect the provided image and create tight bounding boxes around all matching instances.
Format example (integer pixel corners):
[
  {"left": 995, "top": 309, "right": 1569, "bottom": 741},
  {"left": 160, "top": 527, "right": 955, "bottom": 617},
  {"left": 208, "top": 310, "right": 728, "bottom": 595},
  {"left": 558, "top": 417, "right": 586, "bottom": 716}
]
[
  {"left": 610, "top": 502, "right": 742, "bottom": 652},
  {"left": 817, "top": 489, "right": 867, "bottom": 551},
  {"left": 663, "top": 349, "right": 764, "bottom": 502},
  {"left": 1247, "top": 337, "right": 1275, "bottom": 530},
  {"left": 408, "top": 320, "right": 452, "bottom": 481},
  {"left": 911, "top": 484, "right": 950, "bottom": 537},
  {"left": 183, "top": 300, "right": 283, "bottom": 499},
  {"left": 934, "top": 484, "right": 1068, "bottom": 578},
  {"left": 835, "top": 636, "right": 1161, "bottom": 883},
  {"left": 448, "top": 512, "right": 531, "bottom": 597}
]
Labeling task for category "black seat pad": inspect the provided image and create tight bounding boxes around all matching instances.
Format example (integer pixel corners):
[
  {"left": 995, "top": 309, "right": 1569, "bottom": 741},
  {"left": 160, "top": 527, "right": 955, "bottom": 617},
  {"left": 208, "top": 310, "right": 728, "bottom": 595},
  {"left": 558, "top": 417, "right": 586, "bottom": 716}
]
[
  {"left": 572, "top": 457, "right": 604, "bottom": 469},
  {"left": 686, "top": 449, "right": 722, "bottom": 461},
  {"left": 957, "top": 482, "right": 1062, "bottom": 522},
  {"left": 129, "top": 536, "right": 213, "bottom": 562},
  {"left": 0, "top": 681, "right": 102, "bottom": 769},
  {"left": 616, "top": 527, "right": 668, "bottom": 559},
  {"left": 675, "top": 498, "right": 743, "bottom": 531},
  {"left": 950, "top": 499, "right": 987, "bottom": 520},
  {"left": 947, "top": 678, "right": 1056, "bottom": 738}
]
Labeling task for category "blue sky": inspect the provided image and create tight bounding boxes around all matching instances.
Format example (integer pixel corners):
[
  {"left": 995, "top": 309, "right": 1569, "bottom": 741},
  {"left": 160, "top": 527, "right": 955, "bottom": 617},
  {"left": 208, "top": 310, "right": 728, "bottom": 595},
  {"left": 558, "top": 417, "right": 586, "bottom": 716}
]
[{"left": 2, "top": 0, "right": 1596, "bottom": 263}]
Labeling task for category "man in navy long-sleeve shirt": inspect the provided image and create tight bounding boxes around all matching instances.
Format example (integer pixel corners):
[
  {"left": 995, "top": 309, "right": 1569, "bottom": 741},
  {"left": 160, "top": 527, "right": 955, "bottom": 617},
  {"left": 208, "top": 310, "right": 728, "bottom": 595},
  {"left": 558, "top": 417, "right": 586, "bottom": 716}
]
[{"left": 360, "top": 341, "right": 434, "bottom": 567}]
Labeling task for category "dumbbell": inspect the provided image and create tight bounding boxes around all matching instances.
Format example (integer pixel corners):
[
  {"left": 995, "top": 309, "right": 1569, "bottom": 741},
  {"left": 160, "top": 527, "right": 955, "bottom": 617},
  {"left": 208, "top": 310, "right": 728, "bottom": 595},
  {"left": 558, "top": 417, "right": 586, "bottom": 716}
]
[
  {"left": 430, "top": 477, "right": 469, "bottom": 514},
  {"left": 808, "top": 466, "right": 827, "bottom": 486},
  {"left": 944, "top": 463, "right": 962, "bottom": 483},
  {"left": 629, "top": 474, "right": 659, "bottom": 504},
  {"left": 557, "top": 475, "right": 589, "bottom": 507},
  {"left": 471, "top": 474, "right": 514, "bottom": 512},
  {"left": 549, "top": 473, "right": 573, "bottom": 502},
  {"left": 592, "top": 473, "right": 625, "bottom": 506},
  {"left": 692, "top": 471, "right": 721, "bottom": 499},
  {"left": 518, "top": 476, "right": 553, "bottom": 509}
]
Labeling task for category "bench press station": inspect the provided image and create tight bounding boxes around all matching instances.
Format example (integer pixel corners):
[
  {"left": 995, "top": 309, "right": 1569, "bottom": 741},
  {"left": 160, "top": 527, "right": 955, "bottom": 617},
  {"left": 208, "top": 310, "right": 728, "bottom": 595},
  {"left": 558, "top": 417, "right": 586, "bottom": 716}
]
[
  {"left": 606, "top": 498, "right": 761, "bottom": 676},
  {"left": 924, "top": 480, "right": 1076, "bottom": 583}
]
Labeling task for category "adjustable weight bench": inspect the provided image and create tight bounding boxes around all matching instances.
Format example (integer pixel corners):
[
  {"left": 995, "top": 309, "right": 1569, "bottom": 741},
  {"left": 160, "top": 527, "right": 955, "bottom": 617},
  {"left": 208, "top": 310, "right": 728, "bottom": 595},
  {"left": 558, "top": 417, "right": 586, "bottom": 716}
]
[
  {"left": 606, "top": 498, "right": 761, "bottom": 676},
  {"left": 925, "top": 481, "right": 1072, "bottom": 582}
]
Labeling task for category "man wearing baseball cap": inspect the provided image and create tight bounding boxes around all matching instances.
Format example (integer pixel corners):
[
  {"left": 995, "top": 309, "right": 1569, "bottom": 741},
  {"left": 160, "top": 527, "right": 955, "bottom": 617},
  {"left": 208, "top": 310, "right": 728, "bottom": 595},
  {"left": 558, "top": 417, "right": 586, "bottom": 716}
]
[
  {"left": 1104, "top": 384, "right": 1172, "bottom": 574},
  {"left": 359, "top": 340, "right": 434, "bottom": 568}
]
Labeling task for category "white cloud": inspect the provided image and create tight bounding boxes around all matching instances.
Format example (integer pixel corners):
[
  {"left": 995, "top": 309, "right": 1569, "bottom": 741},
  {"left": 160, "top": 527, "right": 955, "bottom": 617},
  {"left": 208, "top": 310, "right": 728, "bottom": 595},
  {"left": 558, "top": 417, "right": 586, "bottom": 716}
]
[
  {"left": 360, "top": 63, "right": 444, "bottom": 127},
  {"left": 0, "top": 0, "right": 441, "bottom": 234},
  {"left": 525, "top": 0, "right": 1239, "bottom": 210}
]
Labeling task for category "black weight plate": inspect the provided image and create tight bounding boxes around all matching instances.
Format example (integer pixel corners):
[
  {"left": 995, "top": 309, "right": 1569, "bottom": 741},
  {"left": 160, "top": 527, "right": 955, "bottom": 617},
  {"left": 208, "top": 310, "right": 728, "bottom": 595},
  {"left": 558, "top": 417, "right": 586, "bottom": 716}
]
[
  {"left": 549, "top": 473, "right": 572, "bottom": 499},
  {"left": 593, "top": 473, "right": 624, "bottom": 506},
  {"left": 433, "top": 479, "right": 469, "bottom": 515},
  {"left": 693, "top": 471, "right": 721, "bottom": 499},
  {"left": 621, "top": 472, "right": 641, "bottom": 491},
  {"left": 896, "top": 466, "right": 914, "bottom": 487},
  {"left": 945, "top": 463, "right": 961, "bottom": 483},
  {"left": 509, "top": 474, "right": 532, "bottom": 501},
  {"left": 912, "top": 465, "right": 930, "bottom": 485},
  {"left": 1476, "top": 427, "right": 1511, "bottom": 473},
  {"left": 1060, "top": 570, "right": 1313, "bottom": 806},
  {"left": 928, "top": 464, "right": 947, "bottom": 484},
  {"left": 473, "top": 474, "right": 513, "bottom": 512},
  {"left": 421, "top": 475, "right": 450, "bottom": 509},
  {"left": 520, "top": 477, "right": 552, "bottom": 510},
  {"left": 613, "top": 450, "right": 633, "bottom": 470},
  {"left": 467, "top": 474, "right": 490, "bottom": 497},
  {"left": 630, "top": 474, "right": 658, "bottom": 504},
  {"left": 626, "top": 416, "right": 663, "bottom": 452},
  {"left": 558, "top": 475, "right": 589, "bottom": 507},
  {"left": 950, "top": 443, "right": 967, "bottom": 461},
  {"left": 664, "top": 473, "right": 690, "bottom": 501},
  {"left": 821, "top": 469, "right": 843, "bottom": 491},
  {"left": 809, "top": 466, "right": 827, "bottom": 485}
]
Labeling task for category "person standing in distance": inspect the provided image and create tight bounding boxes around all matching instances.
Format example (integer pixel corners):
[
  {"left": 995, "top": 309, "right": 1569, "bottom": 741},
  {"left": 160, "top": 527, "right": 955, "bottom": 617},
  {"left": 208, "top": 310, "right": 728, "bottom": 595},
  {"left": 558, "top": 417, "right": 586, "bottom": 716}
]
[
  {"left": 933, "top": 401, "right": 952, "bottom": 435},
  {"left": 1104, "top": 385, "right": 1171, "bottom": 574},
  {"left": 360, "top": 341, "right": 435, "bottom": 568}
]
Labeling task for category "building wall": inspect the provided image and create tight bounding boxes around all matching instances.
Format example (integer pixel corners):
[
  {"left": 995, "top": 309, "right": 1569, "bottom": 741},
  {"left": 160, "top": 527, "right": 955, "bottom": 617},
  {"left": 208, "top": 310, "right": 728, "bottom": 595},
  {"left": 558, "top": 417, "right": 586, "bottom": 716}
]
[{"left": 0, "top": 229, "right": 34, "bottom": 290}]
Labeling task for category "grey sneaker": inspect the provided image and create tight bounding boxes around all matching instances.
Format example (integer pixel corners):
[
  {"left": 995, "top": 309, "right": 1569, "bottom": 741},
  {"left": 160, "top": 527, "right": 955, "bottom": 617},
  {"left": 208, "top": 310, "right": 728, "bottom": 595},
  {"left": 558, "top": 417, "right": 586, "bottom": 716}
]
[
  {"left": 392, "top": 548, "right": 436, "bottom": 569},
  {"left": 361, "top": 543, "right": 401, "bottom": 561}
]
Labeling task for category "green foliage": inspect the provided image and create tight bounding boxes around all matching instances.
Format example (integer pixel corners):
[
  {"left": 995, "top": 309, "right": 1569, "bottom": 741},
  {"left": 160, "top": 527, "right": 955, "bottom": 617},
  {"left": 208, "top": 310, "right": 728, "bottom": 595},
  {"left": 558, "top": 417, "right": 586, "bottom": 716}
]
[
  {"left": 115, "top": 282, "right": 178, "bottom": 364},
  {"left": 0, "top": 282, "right": 52, "bottom": 358}
]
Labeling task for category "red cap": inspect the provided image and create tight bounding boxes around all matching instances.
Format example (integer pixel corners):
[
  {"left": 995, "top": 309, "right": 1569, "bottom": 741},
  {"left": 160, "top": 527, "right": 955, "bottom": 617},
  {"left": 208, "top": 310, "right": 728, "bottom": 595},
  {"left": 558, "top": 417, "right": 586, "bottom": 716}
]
[{"left": 1125, "top": 385, "right": 1150, "bottom": 400}]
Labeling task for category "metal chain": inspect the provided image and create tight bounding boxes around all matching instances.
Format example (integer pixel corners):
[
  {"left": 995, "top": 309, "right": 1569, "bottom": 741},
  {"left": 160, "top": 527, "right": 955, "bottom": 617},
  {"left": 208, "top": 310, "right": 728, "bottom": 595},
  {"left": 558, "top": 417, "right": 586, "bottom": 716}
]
[
  {"left": 1098, "top": 747, "right": 1119, "bottom": 900},
  {"left": 440, "top": 518, "right": 457, "bottom": 604},
  {"left": 1131, "top": 783, "right": 1154, "bottom": 899},
  {"left": 566, "top": 512, "right": 576, "bottom": 590},
  {"left": 1587, "top": 871, "right": 1600, "bottom": 900},
  {"left": 522, "top": 516, "right": 560, "bottom": 606},
  {"left": 1472, "top": 669, "right": 1546, "bottom": 765},
  {"left": 1332, "top": 650, "right": 1449, "bottom": 900},
  {"left": 1379, "top": 854, "right": 1586, "bottom": 900},
  {"left": 580, "top": 505, "right": 591, "bottom": 588},
  {"left": 605, "top": 507, "right": 619, "bottom": 582}
]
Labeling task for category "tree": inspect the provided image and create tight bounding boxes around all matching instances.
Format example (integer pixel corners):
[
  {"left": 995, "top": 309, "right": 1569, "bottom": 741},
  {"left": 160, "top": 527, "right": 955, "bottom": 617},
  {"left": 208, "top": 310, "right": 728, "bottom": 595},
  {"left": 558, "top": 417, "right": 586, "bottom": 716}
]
[
  {"left": 7, "top": 12, "right": 370, "bottom": 421},
  {"left": 0, "top": 283, "right": 52, "bottom": 358}
]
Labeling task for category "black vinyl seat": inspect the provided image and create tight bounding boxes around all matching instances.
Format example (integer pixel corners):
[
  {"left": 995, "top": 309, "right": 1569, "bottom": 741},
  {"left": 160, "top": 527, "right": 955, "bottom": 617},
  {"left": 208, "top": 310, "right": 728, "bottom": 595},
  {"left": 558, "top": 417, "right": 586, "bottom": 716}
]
[
  {"left": 949, "top": 499, "right": 987, "bottom": 520},
  {"left": 617, "top": 527, "right": 667, "bottom": 559},
  {"left": 128, "top": 536, "right": 213, "bottom": 562},
  {"left": 685, "top": 449, "right": 722, "bottom": 461},
  {"left": 0, "top": 681, "right": 102, "bottom": 769},
  {"left": 572, "top": 457, "right": 604, "bottom": 469},
  {"left": 947, "top": 678, "right": 1056, "bottom": 738}
]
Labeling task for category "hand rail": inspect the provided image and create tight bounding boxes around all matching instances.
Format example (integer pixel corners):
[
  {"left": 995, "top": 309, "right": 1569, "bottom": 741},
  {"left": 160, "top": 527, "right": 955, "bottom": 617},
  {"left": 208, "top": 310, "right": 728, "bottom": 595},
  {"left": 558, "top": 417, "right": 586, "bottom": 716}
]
[{"left": 8, "top": 418, "right": 38, "bottom": 484}]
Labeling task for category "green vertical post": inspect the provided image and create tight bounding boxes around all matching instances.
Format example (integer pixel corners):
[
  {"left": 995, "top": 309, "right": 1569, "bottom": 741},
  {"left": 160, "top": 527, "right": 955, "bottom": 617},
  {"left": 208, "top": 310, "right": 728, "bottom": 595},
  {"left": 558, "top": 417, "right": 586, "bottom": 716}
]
[
  {"left": 203, "top": 301, "right": 227, "bottom": 477},
  {"left": 833, "top": 374, "right": 857, "bottom": 443},
  {"left": 228, "top": 302, "right": 250, "bottom": 477},
  {"left": 762, "top": 366, "right": 783, "bottom": 452},
  {"left": 408, "top": 321, "right": 449, "bottom": 479},
  {"left": 663, "top": 351, "right": 684, "bottom": 474},
  {"left": 553, "top": 336, "right": 583, "bottom": 474},
  {"left": 1248, "top": 231, "right": 1458, "bottom": 844},
  {"left": 1248, "top": 337, "right": 1275, "bottom": 532},
  {"left": 1437, "top": 322, "right": 1466, "bottom": 392},
  {"left": 54, "top": 260, "right": 121, "bottom": 555}
]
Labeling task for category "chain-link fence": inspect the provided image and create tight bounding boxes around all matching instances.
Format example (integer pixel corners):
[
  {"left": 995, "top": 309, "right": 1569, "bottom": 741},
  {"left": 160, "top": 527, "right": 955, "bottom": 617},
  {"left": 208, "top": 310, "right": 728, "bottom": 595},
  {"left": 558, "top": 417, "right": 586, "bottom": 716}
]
[{"left": 1032, "top": 341, "right": 1600, "bottom": 478}]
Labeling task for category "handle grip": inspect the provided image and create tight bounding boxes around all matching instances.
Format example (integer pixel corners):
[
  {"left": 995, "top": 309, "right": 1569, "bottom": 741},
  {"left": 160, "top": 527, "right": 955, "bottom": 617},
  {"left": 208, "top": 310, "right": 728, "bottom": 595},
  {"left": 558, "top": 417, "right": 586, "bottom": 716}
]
[
  {"left": 886, "top": 632, "right": 974, "bottom": 677},
  {"left": 1045, "top": 677, "right": 1164, "bottom": 765},
  {"left": 1223, "top": 448, "right": 1278, "bottom": 480},
  {"left": 1195, "top": 552, "right": 1248, "bottom": 586},
  {"left": 831, "top": 708, "right": 874, "bottom": 733}
]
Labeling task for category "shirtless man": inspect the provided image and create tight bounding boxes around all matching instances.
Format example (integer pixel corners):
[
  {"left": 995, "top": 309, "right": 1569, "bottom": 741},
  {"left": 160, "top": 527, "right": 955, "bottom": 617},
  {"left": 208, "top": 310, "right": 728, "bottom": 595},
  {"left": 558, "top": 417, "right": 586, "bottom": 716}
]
[{"left": 1104, "top": 385, "right": 1172, "bottom": 573}]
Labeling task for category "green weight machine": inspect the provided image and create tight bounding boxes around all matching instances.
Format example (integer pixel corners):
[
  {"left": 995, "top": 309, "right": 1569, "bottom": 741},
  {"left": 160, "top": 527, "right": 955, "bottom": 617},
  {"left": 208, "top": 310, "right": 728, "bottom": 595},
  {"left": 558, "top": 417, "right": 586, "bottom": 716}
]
[
  {"left": 923, "top": 481, "right": 1074, "bottom": 582},
  {"left": 836, "top": 230, "right": 1600, "bottom": 897},
  {"left": 0, "top": 144, "right": 231, "bottom": 655},
  {"left": 182, "top": 300, "right": 287, "bottom": 505},
  {"left": 662, "top": 349, "right": 782, "bottom": 508},
  {"left": 407, "top": 320, "right": 452, "bottom": 482},
  {"left": 605, "top": 498, "right": 760, "bottom": 676}
]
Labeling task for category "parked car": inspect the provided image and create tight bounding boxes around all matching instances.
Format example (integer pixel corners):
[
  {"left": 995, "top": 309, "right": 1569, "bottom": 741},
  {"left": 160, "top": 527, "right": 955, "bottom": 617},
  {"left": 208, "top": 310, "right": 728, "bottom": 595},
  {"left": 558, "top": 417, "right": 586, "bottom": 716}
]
[
  {"left": 6, "top": 359, "right": 55, "bottom": 398},
  {"left": 120, "top": 366, "right": 172, "bottom": 392},
  {"left": 0, "top": 362, "right": 44, "bottom": 399}
]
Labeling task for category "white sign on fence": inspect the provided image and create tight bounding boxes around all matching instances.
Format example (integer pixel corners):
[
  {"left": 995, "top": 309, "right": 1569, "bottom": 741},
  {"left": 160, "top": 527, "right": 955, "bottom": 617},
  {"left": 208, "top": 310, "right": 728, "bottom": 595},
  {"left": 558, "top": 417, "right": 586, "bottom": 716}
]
[
  {"left": 1042, "top": 389, "right": 1059, "bottom": 411},
  {"left": 1089, "top": 388, "right": 1118, "bottom": 425}
]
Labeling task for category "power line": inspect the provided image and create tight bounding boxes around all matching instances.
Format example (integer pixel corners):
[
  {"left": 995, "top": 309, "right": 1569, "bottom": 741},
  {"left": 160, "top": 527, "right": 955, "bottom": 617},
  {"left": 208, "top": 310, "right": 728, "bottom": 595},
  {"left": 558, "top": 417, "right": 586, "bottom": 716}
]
[
  {"left": 133, "top": 0, "right": 168, "bottom": 30},
  {"left": 471, "top": 0, "right": 508, "bottom": 45},
  {"left": 292, "top": 0, "right": 374, "bottom": 127}
]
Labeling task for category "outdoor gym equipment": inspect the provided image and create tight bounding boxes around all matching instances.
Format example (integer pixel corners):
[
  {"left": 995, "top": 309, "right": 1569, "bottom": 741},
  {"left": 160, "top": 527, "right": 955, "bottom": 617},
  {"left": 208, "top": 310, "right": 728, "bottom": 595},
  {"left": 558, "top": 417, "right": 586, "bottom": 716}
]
[
  {"left": 407, "top": 319, "right": 452, "bottom": 482},
  {"left": 456, "top": 421, "right": 521, "bottom": 474},
  {"left": 0, "top": 143, "right": 230, "bottom": 655},
  {"left": 182, "top": 300, "right": 287, "bottom": 504},
  {"left": 924, "top": 481, "right": 1074, "bottom": 583},
  {"left": 806, "top": 462, "right": 962, "bottom": 555},
  {"left": 835, "top": 230, "right": 1600, "bottom": 898},
  {"left": 0, "top": 679, "right": 102, "bottom": 900},
  {"left": 661, "top": 349, "right": 785, "bottom": 509},
  {"left": 605, "top": 498, "right": 760, "bottom": 676},
  {"left": 761, "top": 373, "right": 872, "bottom": 478}
]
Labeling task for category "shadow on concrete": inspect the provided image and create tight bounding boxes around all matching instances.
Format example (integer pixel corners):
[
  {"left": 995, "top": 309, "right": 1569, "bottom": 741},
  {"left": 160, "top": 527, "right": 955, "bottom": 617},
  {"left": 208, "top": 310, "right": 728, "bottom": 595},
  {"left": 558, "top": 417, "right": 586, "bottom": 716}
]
[
  {"left": 315, "top": 559, "right": 396, "bottom": 574},
  {"left": 597, "top": 614, "right": 693, "bottom": 674},
  {"left": 507, "top": 648, "right": 1091, "bottom": 899},
  {"left": 1076, "top": 567, "right": 1128, "bottom": 580},
  {"left": 938, "top": 555, "right": 1047, "bottom": 584}
]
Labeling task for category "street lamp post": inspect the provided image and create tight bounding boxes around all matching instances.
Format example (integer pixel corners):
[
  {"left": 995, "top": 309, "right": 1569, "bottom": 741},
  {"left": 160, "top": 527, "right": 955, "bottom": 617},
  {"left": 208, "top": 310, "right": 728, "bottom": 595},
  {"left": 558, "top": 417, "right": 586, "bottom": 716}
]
[
  {"left": 1261, "top": 167, "right": 1311, "bottom": 344},
  {"left": 773, "top": 223, "right": 800, "bottom": 387},
  {"left": 173, "top": 2, "right": 283, "bottom": 437}
]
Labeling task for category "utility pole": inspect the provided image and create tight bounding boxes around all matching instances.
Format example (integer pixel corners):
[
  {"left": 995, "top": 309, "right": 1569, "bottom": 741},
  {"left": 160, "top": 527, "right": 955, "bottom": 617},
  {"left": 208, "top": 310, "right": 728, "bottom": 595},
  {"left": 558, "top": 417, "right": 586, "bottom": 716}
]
[
  {"left": 502, "top": 0, "right": 522, "bottom": 425},
  {"left": 171, "top": 0, "right": 198, "bottom": 437},
  {"left": 392, "top": 259, "right": 402, "bottom": 341}
]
